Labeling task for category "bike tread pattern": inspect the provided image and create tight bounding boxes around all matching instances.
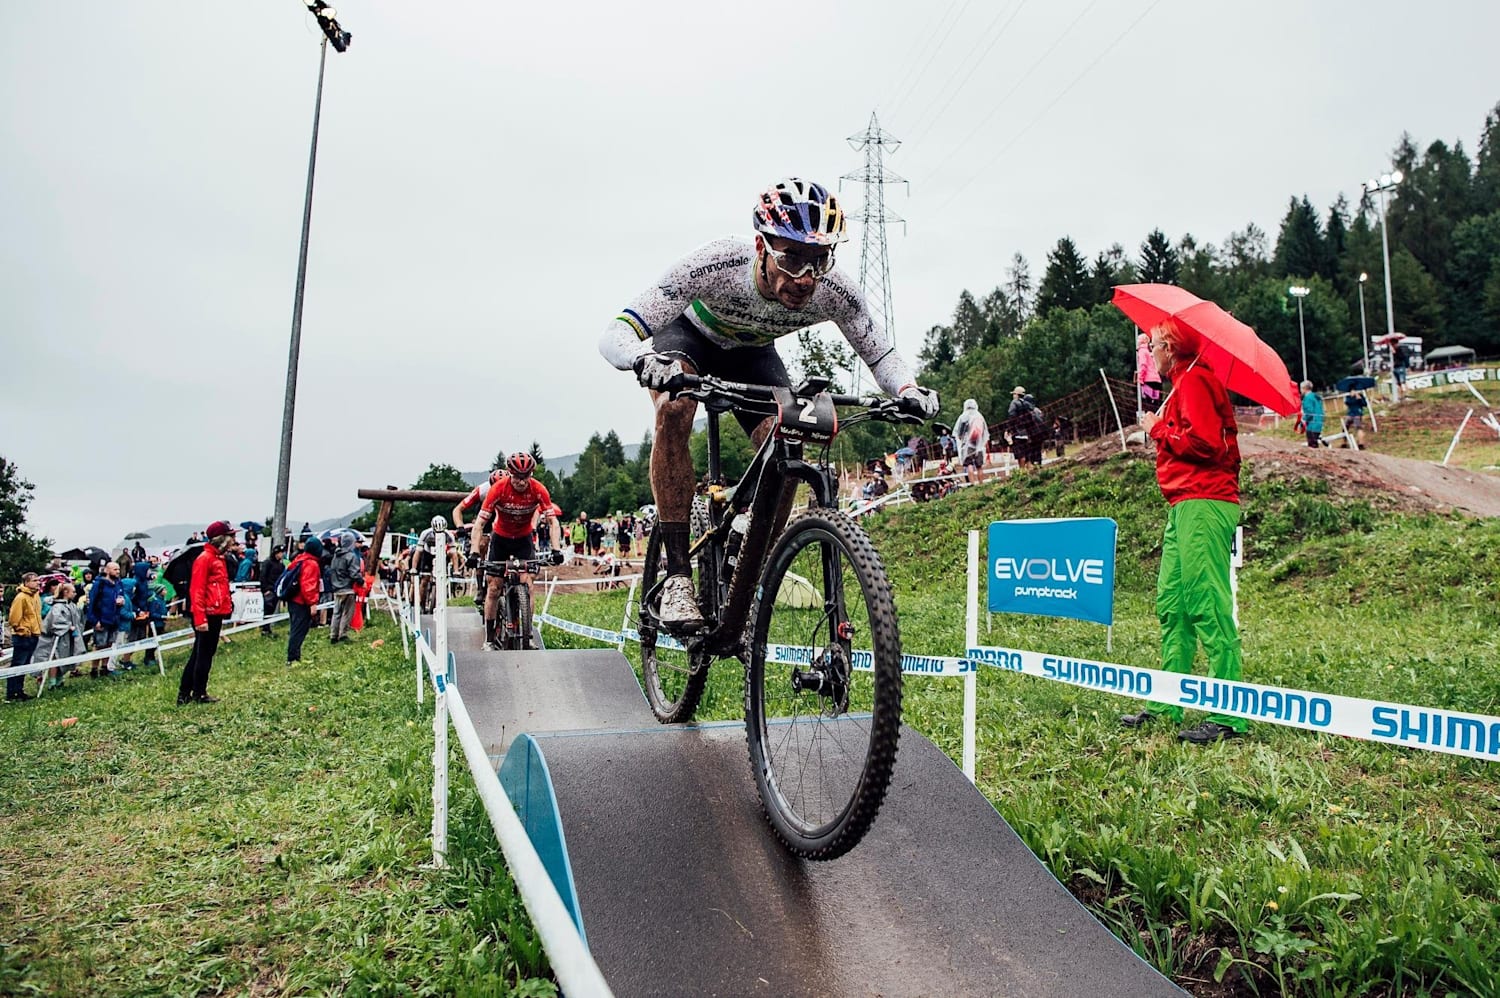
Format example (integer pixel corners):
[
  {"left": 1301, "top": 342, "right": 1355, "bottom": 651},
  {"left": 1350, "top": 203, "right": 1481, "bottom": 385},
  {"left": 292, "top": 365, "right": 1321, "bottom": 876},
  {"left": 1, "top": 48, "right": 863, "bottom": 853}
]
[
  {"left": 639, "top": 525, "right": 708, "bottom": 723},
  {"left": 746, "top": 509, "right": 903, "bottom": 861}
]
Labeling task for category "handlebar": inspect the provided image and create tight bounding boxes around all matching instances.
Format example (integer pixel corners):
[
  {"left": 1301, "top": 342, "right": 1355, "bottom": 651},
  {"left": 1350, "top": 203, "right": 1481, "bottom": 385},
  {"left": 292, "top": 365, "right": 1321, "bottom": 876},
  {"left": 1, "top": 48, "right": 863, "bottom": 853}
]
[
  {"left": 666, "top": 374, "right": 925, "bottom": 425},
  {"left": 475, "top": 554, "right": 562, "bottom": 573}
]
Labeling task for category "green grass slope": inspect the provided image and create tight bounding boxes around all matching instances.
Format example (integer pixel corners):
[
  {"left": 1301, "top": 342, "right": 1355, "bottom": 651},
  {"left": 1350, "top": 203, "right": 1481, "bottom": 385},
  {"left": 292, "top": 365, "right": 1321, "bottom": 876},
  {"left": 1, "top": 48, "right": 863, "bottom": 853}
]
[
  {"left": 0, "top": 615, "right": 556, "bottom": 998},
  {"left": 546, "top": 452, "right": 1500, "bottom": 997}
]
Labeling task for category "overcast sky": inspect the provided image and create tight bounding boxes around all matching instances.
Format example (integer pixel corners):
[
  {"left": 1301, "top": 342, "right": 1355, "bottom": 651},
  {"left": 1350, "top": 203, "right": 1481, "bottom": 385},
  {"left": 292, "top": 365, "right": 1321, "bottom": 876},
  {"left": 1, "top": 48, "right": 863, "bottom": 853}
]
[{"left": 3, "top": 1, "right": 1496, "bottom": 548}]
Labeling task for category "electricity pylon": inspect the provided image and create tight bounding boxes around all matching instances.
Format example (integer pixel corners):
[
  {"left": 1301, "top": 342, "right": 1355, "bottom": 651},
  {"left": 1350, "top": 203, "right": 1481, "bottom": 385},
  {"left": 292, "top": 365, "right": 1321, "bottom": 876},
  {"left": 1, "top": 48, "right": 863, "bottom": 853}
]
[{"left": 841, "top": 112, "right": 907, "bottom": 393}]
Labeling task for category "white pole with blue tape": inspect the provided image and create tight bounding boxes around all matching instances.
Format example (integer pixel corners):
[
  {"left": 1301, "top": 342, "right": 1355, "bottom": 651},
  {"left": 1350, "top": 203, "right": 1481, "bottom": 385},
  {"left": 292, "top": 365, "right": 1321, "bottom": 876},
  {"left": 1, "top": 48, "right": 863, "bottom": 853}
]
[{"left": 963, "top": 529, "right": 979, "bottom": 782}]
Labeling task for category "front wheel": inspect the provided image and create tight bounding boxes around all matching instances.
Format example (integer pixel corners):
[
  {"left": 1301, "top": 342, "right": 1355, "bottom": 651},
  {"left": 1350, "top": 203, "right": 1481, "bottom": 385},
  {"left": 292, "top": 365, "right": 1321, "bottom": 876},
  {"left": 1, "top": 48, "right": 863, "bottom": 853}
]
[
  {"left": 516, "top": 583, "right": 535, "bottom": 650},
  {"left": 745, "top": 510, "right": 903, "bottom": 860}
]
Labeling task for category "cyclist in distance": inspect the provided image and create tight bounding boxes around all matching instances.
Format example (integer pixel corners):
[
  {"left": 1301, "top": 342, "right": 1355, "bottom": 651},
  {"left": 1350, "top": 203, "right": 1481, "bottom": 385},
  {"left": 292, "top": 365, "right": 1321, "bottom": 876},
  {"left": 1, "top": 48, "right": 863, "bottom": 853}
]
[
  {"left": 598, "top": 177, "right": 939, "bottom": 631},
  {"left": 467, "top": 451, "right": 563, "bottom": 649}
]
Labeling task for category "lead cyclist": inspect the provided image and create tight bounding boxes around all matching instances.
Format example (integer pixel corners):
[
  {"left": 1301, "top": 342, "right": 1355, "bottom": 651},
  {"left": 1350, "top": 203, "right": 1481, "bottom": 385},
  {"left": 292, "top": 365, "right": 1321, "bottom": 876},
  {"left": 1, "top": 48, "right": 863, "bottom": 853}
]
[{"left": 598, "top": 177, "right": 939, "bottom": 633}]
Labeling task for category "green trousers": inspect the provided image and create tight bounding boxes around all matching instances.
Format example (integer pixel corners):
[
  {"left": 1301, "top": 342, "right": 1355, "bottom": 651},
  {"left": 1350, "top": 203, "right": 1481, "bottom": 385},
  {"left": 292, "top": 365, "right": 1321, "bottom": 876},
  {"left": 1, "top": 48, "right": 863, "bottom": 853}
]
[{"left": 1149, "top": 499, "right": 1247, "bottom": 732}]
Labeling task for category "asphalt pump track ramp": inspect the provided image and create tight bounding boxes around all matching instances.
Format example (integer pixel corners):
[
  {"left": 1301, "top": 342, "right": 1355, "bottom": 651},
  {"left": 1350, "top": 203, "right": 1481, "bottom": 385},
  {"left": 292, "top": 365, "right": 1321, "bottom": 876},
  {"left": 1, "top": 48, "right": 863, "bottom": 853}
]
[{"left": 445, "top": 632, "right": 1182, "bottom": 996}]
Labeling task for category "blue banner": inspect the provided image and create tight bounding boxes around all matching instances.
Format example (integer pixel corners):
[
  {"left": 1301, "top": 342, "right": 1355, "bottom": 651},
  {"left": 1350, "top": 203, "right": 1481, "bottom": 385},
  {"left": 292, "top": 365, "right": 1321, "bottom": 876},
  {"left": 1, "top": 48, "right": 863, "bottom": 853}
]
[{"left": 987, "top": 518, "right": 1117, "bottom": 625}]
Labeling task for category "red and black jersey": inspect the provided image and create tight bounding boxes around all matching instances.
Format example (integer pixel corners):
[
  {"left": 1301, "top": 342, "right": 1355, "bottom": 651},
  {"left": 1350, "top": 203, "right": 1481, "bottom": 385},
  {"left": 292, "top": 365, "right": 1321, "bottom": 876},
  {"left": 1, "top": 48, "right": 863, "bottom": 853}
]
[
  {"left": 458, "top": 484, "right": 487, "bottom": 512},
  {"left": 479, "top": 474, "right": 553, "bottom": 539}
]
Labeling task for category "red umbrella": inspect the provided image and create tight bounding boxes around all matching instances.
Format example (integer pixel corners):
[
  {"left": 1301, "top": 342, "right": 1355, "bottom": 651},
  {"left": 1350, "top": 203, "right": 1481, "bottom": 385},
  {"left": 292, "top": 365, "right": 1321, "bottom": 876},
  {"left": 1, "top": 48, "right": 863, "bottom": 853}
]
[{"left": 1111, "top": 284, "right": 1300, "bottom": 416}]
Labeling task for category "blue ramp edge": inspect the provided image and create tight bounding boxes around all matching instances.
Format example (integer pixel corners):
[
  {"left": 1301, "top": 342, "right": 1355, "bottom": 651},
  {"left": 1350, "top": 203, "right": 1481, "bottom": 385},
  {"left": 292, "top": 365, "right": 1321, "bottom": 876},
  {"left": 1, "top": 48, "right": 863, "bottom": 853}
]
[{"left": 495, "top": 733, "right": 587, "bottom": 945}]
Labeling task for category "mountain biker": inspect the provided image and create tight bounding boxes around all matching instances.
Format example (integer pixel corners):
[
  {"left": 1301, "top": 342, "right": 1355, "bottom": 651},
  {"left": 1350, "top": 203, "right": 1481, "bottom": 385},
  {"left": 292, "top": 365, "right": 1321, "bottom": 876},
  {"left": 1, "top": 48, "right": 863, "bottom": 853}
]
[
  {"left": 466, "top": 452, "right": 563, "bottom": 649},
  {"left": 598, "top": 177, "right": 939, "bottom": 632},
  {"left": 452, "top": 469, "right": 502, "bottom": 530}
]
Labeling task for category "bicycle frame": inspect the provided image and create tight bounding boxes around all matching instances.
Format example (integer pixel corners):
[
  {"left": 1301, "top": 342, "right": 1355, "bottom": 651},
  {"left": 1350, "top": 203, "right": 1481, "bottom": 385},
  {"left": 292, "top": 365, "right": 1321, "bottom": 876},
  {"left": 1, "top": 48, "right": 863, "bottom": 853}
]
[
  {"left": 654, "top": 376, "right": 912, "bottom": 661},
  {"left": 479, "top": 557, "right": 543, "bottom": 644}
]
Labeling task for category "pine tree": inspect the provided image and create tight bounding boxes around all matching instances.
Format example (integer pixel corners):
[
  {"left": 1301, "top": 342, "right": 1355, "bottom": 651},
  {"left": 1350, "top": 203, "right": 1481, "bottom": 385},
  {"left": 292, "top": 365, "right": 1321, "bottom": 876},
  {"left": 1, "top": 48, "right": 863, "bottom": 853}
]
[
  {"left": 1138, "top": 229, "right": 1180, "bottom": 285},
  {"left": 950, "top": 290, "right": 986, "bottom": 355},
  {"left": 1035, "top": 237, "right": 1090, "bottom": 313},
  {"left": 1088, "top": 244, "right": 1134, "bottom": 304},
  {"left": 1272, "top": 196, "right": 1325, "bottom": 280},
  {"left": 1005, "top": 253, "right": 1033, "bottom": 323},
  {"left": 0, "top": 457, "right": 53, "bottom": 582},
  {"left": 1324, "top": 195, "right": 1350, "bottom": 291},
  {"left": 1474, "top": 101, "right": 1500, "bottom": 216},
  {"left": 918, "top": 324, "right": 956, "bottom": 374}
]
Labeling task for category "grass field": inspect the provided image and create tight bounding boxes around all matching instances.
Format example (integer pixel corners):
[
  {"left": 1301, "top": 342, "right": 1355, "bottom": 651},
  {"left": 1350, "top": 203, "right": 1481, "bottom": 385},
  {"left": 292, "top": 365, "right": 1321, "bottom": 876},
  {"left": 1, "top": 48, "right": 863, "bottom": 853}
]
[
  {"left": 542, "top": 453, "right": 1500, "bottom": 997},
  {"left": 0, "top": 614, "right": 556, "bottom": 997}
]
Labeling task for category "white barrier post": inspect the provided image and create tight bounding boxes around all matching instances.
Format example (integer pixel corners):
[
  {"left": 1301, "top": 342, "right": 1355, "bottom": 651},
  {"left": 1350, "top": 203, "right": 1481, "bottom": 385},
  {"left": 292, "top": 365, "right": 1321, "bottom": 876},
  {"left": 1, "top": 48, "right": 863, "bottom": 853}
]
[
  {"left": 1102, "top": 367, "right": 1127, "bottom": 452},
  {"left": 429, "top": 520, "right": 450, "bottom": 867},
  {"left": 428, "top": 641, "right": 448, "bottom": 869},
  {"left": 619, "top": 578, "right": 638, "bottom": 652},
  {"left": 434, "top": 523, "right": 450, "bottom": 684},
  {"left": 151, "top": 620, "right": 165, "bottom": 675},
  {"left": 541, "top": 576, "right": 558, "bottom": 617},
  {"left": 1443, "top": 408, "right": 1473, "bottom": 466},
  {"left": 963, "top": 530, "right": 979, "bottom": 783}
]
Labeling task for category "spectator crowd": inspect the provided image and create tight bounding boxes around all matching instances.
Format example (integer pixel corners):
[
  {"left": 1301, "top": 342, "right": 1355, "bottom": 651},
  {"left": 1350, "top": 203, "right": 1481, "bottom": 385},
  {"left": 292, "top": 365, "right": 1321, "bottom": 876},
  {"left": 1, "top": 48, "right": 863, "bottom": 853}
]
[{"left": 4, "top": 520, "right": 379, "bottom": 705}]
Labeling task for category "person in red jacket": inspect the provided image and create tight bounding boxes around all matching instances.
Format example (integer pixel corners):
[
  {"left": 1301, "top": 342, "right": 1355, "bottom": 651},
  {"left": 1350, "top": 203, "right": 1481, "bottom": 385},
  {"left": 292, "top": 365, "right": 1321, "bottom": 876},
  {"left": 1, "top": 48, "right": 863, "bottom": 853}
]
[
  {"left": 1121, "top": 319, "right": 1248, "bottom": 744},
  {"left": 178, "top": 520, "right": 237, "bottom": 705},
  {"left": 285, "top": 535, "right": 324, "bottom": 666}
]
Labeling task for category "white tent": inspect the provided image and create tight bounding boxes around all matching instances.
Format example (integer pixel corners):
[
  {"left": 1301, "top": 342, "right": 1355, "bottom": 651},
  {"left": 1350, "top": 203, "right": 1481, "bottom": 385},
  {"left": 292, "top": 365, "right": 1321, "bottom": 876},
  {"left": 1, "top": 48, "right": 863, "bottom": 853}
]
[{"left": 1424, "top": 344, "right": 1476, "bottom": 366}]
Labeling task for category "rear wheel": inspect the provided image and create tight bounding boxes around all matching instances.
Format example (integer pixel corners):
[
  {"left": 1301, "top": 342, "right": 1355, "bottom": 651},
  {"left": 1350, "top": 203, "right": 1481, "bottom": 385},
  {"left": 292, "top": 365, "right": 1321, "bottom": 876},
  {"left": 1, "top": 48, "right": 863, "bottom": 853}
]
[
  {"left": 501, "top": 583, "right": 522, "bottom": 651},
  {"left": 745, "top": 510, "right": 903, "bottom": 860},
  {"left": 638, "top": 525, "right": 709, "bottom": 723}
]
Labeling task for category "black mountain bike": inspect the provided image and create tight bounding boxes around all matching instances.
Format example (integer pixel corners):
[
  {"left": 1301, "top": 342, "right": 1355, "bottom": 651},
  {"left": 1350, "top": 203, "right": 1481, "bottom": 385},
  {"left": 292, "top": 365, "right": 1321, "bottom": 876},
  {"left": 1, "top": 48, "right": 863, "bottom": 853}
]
[
  {"left": 636, "top": 374, "right": 922, "bottom": 860},
  {"left": 479, "top": 556, "right": 554, "bottom": 651}
]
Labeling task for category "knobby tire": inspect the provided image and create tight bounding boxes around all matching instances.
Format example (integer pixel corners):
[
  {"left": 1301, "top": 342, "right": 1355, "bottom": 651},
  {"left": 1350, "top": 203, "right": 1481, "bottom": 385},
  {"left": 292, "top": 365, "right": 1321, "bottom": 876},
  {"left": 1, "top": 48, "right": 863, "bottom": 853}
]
[
  {"left": 745, "top": 509, "right": 903, "bottom": 860},
  {"left": 639, "top": 524, "right": 708, "bottom": 723}
]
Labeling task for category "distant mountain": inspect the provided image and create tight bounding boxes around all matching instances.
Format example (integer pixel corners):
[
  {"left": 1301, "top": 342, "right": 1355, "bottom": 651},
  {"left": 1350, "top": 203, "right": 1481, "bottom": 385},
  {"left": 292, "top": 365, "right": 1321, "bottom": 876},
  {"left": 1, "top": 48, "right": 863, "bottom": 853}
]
[{"left": 112, "top": 509, "right": 363, "bottom": 555}]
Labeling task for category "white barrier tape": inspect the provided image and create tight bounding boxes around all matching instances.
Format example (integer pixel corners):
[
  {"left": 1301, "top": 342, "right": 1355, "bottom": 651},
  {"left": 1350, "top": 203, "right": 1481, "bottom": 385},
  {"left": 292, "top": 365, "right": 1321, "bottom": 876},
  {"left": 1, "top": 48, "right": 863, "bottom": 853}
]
[
  {"left": 537, "top": 607, "right": 1500, "bottom": 761},
  {"left": 538, "top": 573, "right": 644, "bottom": 588},
  {"left": 537, "top": 613, "right": 623, "bottom": 645},
  {"left": 968, "top": 644, "right": 1500, "bottom": 763},
  {"left": 0, "top": 601, "right": 336, "bottom": 681},
  {"left": 546, "top": 615, "right": 968, "bottom": 677},
  {"left": 767, "top": 643, "right": 971, "bottom": 677}
]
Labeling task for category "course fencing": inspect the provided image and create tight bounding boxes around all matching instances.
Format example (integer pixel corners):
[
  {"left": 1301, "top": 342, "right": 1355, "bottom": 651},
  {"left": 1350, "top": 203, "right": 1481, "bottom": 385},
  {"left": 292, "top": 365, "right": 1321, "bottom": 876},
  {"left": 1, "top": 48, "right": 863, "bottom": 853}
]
[
  {"left": 535, "top": 529, "right": 1500, "bottom": 771},
  {"left": 387, "top": 529, "right": 613, "bottom": 998},
  {"left": 0, "top": 602, "right": 333, "bottom": 694}
]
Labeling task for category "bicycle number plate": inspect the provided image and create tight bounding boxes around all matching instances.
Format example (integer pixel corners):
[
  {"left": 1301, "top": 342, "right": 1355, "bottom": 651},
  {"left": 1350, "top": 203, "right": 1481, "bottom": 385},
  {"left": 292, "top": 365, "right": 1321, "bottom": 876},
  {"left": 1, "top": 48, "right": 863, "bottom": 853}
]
[{"left": 772, "top": 387, "right": 838, "bottom": 444}]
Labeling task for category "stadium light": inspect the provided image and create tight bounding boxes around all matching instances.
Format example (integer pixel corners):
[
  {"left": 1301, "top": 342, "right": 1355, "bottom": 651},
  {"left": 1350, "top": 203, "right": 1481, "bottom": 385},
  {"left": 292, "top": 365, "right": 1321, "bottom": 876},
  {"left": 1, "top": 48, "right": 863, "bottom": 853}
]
[
  {"left": 272, "top": 4, "right": 353, "bottom": 550},
  {"left": 1288, "top": 285, "right": 1310, "bottom": 383}
]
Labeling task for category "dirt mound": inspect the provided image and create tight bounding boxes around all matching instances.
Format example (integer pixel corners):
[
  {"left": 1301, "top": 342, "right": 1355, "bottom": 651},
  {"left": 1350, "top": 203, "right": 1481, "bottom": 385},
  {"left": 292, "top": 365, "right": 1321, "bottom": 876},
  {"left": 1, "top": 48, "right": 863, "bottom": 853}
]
[{"left": 1068, "top": 427, "right": 1500, "bottom": 519}]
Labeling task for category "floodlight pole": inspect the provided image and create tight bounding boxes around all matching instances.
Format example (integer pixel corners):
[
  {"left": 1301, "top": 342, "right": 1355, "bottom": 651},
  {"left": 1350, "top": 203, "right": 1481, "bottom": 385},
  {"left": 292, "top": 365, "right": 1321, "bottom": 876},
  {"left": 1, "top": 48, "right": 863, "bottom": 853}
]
[
  {"left": 1363, "top": 171, "right": 1402, "bottom": 400},
  {"left": 1357, "top": 274, "right": 1370, "bottom": 376},
  {"left": 1288, "top": 285, "right": 1310, "bottom": 383},
  {"left": 272, "top": 3, "right": 352, "bottom": 551}
]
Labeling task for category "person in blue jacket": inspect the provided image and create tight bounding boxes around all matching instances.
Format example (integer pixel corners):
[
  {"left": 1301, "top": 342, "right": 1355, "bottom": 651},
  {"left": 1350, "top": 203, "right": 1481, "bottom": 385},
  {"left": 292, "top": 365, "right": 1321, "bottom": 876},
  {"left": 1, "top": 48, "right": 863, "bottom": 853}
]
[
  {"left": 1300, "top": 380, "right": 1324, "bottom": 448},
  {"left": 88, "top": 562, "right": 125, "bottom": 677}
]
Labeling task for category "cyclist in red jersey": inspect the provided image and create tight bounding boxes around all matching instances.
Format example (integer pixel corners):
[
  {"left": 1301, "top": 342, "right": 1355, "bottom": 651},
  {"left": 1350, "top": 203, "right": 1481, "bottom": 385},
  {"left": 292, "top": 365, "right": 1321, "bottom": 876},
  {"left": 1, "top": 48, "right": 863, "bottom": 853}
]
[
  {"left": 452, "top": 469, "right": 501, "bottom": 530},
  {"left": 467, "top": 452, "right": 562, "bottom": 648}
]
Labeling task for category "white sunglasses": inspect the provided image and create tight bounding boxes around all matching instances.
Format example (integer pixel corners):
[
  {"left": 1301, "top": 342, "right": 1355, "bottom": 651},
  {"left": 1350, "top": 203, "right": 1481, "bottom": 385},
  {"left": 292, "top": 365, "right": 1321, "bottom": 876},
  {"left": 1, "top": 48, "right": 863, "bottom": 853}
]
[{"left": 762, "top": 240, "right": 836, "bottom": 279}]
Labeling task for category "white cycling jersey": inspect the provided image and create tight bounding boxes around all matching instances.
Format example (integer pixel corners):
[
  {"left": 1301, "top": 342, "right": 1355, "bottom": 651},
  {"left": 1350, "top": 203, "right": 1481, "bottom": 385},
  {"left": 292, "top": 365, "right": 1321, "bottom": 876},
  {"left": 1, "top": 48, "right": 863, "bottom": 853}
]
[{"left": 598, "top": 236, "right": 915, "bottom": 396}]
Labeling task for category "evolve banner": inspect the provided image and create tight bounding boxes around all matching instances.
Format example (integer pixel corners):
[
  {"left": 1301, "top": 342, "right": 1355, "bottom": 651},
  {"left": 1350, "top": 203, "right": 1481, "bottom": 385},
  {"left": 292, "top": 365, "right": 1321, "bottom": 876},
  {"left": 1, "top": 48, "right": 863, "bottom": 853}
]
[{"left": 987, "top": 518, "right": 1117, "bottom": 625}]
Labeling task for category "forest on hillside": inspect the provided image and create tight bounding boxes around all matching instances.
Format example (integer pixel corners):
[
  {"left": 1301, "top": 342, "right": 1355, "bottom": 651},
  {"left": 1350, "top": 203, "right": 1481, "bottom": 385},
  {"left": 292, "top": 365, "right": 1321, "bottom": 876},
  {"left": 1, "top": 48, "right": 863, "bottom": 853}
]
[{"left": 902, "top": 102, "right": 1500, "bottom": 426}]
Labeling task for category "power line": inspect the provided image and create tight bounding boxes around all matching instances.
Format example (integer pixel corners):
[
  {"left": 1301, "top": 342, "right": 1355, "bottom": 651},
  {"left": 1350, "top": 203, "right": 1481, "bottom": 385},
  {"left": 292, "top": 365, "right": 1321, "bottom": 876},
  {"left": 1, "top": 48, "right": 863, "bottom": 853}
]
[
  {"left": 879, "top": 0, "right": 962, "bottom": 112},
  {"left": 884, "top": 0, "right": 976, "bottom": 121},
  {"left": 921, "top": 0, "right": 1103, "bottom": 188},
  {"left": 907, "top": 0, "right": 1030, "bottom": 146},
  {"left": 934, "top": 0, "right": 1165, "bottom": 212}
]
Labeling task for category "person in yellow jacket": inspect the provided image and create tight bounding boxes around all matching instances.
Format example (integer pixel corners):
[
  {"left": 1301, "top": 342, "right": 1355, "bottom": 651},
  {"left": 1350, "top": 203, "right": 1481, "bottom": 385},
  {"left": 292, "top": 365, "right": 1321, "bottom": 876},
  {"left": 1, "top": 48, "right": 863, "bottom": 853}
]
[{"left": 6, "top": 573, "right": 43, "bottom": 702}]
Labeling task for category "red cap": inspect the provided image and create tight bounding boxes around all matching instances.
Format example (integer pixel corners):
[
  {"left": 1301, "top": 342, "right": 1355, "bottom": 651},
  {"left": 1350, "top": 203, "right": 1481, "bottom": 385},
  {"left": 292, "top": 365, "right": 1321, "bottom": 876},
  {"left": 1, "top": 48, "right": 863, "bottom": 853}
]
[{"left": 205, "top": 520, "right": 236, "bottom": 540}]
